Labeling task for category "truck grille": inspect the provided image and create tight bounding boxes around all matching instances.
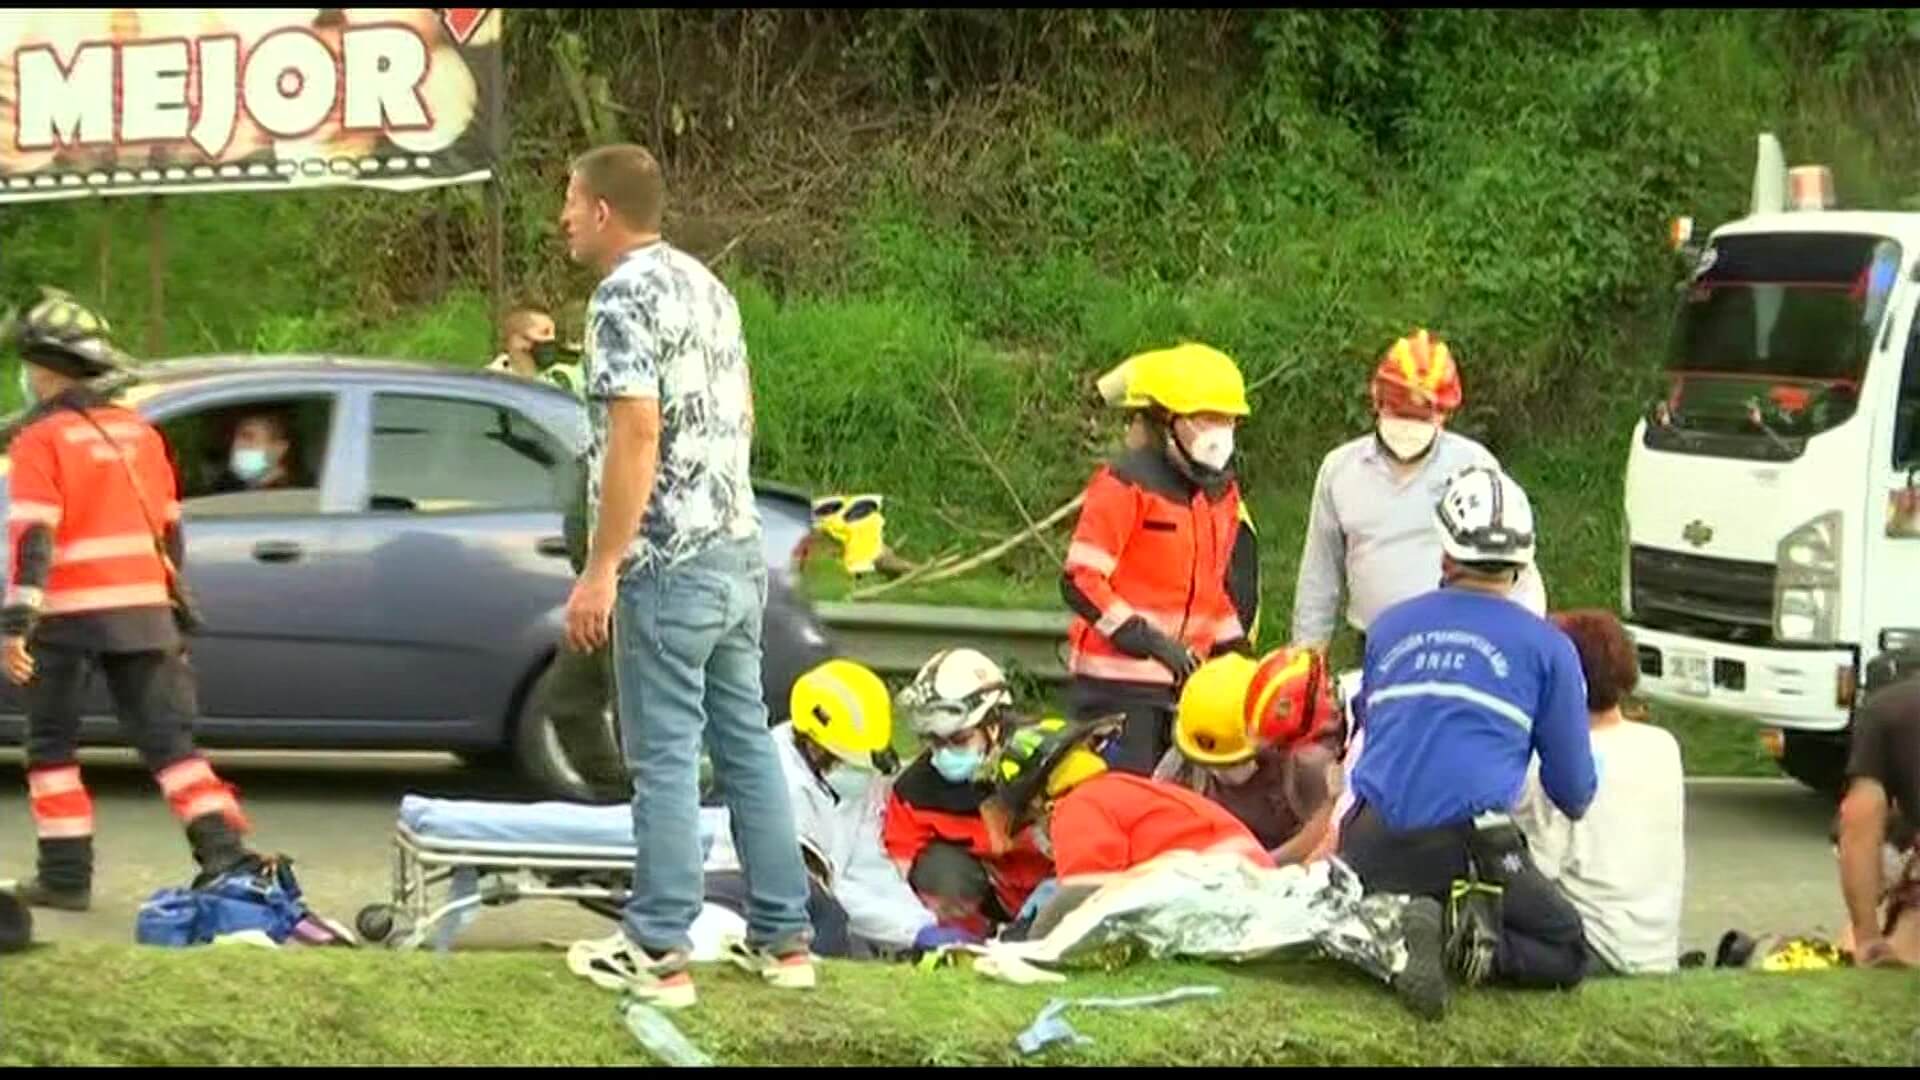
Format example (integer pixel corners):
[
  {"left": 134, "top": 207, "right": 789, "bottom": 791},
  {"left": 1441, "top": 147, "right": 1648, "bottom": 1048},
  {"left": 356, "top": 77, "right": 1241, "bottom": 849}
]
[{"left": 1629, "top": 546, "right": 1777, "bottom": 644}]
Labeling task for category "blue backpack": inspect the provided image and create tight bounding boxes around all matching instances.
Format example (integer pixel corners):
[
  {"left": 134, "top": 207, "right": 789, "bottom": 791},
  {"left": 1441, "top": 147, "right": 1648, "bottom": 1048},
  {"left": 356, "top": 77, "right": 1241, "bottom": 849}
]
[{"left": 136, "top": 856, "right": 324, "bottom": 948}]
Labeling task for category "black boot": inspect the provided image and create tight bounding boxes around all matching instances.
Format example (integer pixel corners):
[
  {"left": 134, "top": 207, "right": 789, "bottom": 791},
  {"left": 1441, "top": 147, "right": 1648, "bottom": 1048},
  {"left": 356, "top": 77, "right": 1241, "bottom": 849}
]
[
  {"left": 0, "top": 889, "right": 31, "bottom": 951},
  {"left": 18, "top": 836, "right": 94, "bottom": 911},
  {"left": 186, "top": 813, "right": 261, "bottom": 887}
]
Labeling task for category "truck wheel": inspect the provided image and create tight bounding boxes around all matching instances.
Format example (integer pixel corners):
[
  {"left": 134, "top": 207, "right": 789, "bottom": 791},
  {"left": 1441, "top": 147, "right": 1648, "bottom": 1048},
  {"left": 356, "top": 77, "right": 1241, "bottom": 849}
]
[{"left": 1777, "top": 730, "right": 1850, "bottom": 799}]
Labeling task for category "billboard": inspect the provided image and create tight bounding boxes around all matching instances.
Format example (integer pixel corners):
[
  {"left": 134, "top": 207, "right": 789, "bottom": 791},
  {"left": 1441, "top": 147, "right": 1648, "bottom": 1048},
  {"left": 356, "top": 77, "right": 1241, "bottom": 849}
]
[{"left": 0, "top": 9, "right": 502, "bottom": 203}]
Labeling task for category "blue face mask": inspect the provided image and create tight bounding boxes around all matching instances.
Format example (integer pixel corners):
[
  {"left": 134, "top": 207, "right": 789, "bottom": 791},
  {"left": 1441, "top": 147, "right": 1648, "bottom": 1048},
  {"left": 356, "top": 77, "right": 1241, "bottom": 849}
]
[
  {"left": 931, "top": 745, "right": 985, "bottom": 784},
  {"left": 230, "top": 447, "right": 272, "bottom": 484}
]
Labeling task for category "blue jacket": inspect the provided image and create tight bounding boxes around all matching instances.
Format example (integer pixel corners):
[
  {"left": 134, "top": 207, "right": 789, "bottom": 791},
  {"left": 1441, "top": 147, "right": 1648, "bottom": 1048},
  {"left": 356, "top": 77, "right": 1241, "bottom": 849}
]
[{"left": 1349, "top": 587, "right": 1597, "bottom": 833}]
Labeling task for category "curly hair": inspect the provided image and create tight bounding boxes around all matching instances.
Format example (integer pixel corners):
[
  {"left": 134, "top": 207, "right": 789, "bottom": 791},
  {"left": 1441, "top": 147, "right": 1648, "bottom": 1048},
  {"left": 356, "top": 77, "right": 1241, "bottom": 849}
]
[{"left": 1551, "top": 609, "right": 1640, "bottom": 714}]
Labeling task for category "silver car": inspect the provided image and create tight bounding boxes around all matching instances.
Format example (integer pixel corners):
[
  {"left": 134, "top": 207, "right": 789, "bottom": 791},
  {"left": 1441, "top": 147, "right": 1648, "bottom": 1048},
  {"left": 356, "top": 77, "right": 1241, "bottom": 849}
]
[{"left": 0, "top": 356, "right": 837, "bottom": 800}]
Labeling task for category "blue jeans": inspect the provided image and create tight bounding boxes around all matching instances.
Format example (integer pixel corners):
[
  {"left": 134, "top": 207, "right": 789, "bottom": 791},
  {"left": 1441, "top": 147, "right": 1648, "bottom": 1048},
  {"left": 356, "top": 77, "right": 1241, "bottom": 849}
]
[{"left": 611, "top": 538, "right": 812, "bottom": 954}]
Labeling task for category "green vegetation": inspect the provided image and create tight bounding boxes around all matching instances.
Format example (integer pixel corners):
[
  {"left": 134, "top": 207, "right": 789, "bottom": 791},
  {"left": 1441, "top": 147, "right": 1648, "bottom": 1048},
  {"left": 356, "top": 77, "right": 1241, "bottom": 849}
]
[
  {"left": 2, "top": 12, "right": 1913, "bottom": 778},
  {"left": 5, "top": 945, "right": 1915, "bottom": 1066}
]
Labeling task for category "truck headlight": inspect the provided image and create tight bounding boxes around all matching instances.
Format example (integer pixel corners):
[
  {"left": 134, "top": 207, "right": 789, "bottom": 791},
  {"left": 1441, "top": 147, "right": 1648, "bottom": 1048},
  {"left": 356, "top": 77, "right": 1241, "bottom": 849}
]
[{"left": 1773, "top": 510, "right": 1841, "bottom": 642}]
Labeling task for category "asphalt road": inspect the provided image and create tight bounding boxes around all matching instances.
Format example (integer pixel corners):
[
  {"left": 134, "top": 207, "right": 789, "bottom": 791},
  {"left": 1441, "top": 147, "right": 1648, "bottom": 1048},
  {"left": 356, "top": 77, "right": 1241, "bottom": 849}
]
[{"left": 0, "top": 751, "right": 1848, "bottom": 954}]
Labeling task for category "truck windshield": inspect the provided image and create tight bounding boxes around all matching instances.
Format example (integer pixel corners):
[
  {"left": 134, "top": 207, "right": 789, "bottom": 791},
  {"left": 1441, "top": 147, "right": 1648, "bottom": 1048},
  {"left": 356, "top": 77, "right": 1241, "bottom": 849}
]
[{"left": 1653, "top": 232, "right": 1900, "bottom": 451}]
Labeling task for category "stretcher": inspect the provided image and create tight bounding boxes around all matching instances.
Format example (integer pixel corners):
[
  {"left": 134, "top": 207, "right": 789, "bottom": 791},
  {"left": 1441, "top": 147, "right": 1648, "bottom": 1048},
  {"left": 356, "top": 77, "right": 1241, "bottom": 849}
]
[{"left": 355, "top": 795, "right": 744, "bottom": 954}]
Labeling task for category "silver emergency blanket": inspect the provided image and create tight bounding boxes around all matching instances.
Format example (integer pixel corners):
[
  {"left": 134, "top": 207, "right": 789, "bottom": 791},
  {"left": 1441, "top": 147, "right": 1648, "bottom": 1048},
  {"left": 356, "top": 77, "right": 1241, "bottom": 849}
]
[{"left": 981, "top": 852, "right": 1410, "bottom": 984}]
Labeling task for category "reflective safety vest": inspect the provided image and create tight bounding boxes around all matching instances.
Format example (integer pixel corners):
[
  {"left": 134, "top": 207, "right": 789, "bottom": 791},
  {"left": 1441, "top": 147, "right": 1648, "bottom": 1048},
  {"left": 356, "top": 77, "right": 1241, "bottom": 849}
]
[
  {"left": 1062, "top": 448, "right": 1246, "bottom": 687},
  {"left": 5, "top": 404, "right": 177, "bottom": 621}
]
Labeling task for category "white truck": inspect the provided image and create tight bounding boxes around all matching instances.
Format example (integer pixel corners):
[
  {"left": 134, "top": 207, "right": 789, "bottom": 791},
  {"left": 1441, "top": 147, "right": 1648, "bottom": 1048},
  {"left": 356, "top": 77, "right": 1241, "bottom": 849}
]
[{"left": 1622, "top": 134, "right": 1920, "bottom": 794}]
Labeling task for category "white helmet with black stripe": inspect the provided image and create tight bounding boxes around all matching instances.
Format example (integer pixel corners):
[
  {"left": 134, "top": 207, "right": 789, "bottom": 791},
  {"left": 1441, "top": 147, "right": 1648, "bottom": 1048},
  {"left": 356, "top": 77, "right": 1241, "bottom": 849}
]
[
  {"left": 895, "top": 648, "right": 1014, "bottom": 739},
  {"left": 1435, "top": 465, "right": 1536, "bottom": 570}
]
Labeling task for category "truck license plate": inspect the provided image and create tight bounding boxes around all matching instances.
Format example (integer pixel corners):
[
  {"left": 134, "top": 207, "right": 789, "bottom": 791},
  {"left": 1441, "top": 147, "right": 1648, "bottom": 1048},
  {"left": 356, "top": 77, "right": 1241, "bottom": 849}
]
[{"left": 1671, "top": 651, "right": 1710, "bottom": 697}]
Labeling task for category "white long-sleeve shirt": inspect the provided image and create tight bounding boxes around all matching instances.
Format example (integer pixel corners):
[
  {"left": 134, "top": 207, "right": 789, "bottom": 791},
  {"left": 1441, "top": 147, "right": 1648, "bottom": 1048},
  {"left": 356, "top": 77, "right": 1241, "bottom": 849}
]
[
  {"left": 1290, "top": 431, "right": 1546, "bottom": 645},
  {"left": 1512, "top": 720, "right": 1686, "bottom": 974},
  {"left": 769, "top": 723, "right": 936, "bottom": 951}
]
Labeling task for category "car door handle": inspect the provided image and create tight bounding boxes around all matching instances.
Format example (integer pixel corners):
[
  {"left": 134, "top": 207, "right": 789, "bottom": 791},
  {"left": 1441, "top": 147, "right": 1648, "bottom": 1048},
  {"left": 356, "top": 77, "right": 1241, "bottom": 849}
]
[
  {"left": 252, "top": 540, "right": 305, "bottom": 564},
  {"left": 536, "top": 536, "right": 571, "bottom": 558}
]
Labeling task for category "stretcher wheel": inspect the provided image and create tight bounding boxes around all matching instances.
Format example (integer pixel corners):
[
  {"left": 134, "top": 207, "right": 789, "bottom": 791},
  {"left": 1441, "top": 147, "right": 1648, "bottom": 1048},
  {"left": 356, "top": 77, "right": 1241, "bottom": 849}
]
[{"left": 356, "top": 904, "right": 398, "bottom": 944}]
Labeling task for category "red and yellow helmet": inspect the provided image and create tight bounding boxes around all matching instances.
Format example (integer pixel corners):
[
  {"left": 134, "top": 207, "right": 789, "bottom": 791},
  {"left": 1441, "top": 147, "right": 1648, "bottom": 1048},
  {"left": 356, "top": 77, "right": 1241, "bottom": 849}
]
[
  {"left": 1244, "top": 647, "right": 1338, "bottom": 750},
  {"left": 1371, "top": 329, "right": 1462, "bottom": 418}
]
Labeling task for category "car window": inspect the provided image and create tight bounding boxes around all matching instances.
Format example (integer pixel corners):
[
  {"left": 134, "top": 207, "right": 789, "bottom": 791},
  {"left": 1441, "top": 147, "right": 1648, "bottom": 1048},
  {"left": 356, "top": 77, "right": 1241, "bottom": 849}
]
[
  {"left": 156, "top": 396, "right": 334, "bottom": 518},
  {"left": 368, "top": 394, "right": 569, "bottom": 514}
]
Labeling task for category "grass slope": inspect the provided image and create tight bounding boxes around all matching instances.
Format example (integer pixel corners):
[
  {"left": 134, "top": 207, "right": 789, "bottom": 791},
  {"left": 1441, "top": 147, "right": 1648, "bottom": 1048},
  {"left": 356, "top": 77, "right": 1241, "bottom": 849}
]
[{"left": 2, "top": 946, "right": 1914, "bottom": 1066}]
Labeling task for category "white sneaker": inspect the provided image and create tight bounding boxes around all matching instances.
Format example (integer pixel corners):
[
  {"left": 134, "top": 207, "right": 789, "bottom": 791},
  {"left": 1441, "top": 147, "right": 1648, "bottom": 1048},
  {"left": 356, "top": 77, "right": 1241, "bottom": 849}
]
[
  {"left": 725, "top": 938, "right": 817, "bottom": 990},
  {"left": 566, "top": 931, "right": 697, "bottom": 1009}
]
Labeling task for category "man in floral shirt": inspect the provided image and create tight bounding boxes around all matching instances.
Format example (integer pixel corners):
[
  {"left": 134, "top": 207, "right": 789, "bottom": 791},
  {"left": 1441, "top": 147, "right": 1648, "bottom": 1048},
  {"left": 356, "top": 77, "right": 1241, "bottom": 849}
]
[{"left": 556, "top": 144, "right": 813, "bottom": 1010}]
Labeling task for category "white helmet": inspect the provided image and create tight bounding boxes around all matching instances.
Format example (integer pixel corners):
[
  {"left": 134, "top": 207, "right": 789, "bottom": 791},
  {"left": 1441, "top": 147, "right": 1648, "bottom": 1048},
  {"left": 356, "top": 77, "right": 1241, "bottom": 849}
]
[
  {"left": 1435, "top": 465, "right": 1536, "bottom": 570},
  {"left": 895, "top": 648, "right": 1013, "bottom": 739}
]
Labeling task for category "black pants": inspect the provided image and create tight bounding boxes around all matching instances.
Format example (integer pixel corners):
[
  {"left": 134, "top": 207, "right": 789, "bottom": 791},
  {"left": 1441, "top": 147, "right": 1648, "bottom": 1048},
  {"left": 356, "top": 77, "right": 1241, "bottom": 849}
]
[
  {"left": 534, "top": 646, "right": 628, "bottom": 800},
  {"left": 1067, "top": 678, "right": 1175, "bottom": 776},
  {"left": 1339, "top": 803, "right": 1589, "bottom": 989},
  {"left": 24, "top": 644, "right": 246, "bottom": 888},
  {"left": 26, "top": 645, "right": 198, "bottom": 770}
]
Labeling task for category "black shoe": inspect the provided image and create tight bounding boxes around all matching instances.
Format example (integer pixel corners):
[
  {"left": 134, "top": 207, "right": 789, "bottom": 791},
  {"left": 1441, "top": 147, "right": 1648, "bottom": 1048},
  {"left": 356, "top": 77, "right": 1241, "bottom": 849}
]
[
  {"left": 14, "top": 876, "right": 91, "bottom": 912},
  {"left": 1394, "top": 896, "right": 1450, "bottom": 1021},
  {"left": 1446, "top": 879, "right": 1501, "bottom": 988},
  {"left": 0, "top": 890, "right": 32, "bottom": 952}
]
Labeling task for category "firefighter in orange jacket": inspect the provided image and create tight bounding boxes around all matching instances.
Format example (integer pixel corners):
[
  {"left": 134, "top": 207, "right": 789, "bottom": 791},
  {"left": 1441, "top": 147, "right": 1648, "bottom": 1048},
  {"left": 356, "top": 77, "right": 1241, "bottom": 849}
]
[
  {"left": 1, "top": 289, "right": 261, "bottom": 912},
  {"left": 1062, "top": 343, "right": 1256, "bottom": 774}
]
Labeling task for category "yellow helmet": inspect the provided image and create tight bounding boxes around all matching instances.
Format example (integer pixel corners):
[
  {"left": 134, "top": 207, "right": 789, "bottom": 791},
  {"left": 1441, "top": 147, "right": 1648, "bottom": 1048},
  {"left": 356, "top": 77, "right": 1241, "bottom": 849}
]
[
  {"left": 791, "top": 659, "right": 898, "bottom": 773},
  {"left": 1117, "top": 343, "right": 1251, "bottom": 418},
  {"left": 1174, "top": 654, "right": 1260, "bottom": 766}
]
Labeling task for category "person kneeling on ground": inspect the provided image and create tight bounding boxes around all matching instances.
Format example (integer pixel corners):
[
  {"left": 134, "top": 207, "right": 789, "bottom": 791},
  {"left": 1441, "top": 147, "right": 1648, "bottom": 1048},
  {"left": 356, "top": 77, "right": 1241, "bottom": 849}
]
[
  {"left": 768, "top": 658, "right": 951, "bottom": 956},
  {"left": 1337, "top": 465, "right": 1597, "bottom": 1020},
  {"left": 882, "top": 648, "right": 1052, "bottom": 941},
  {"left": 986, "top": 715, "right": 1274, "bottom": 941},
  {"left": 1512, "top": 609, "right": 1685, "bottom": 976},
  {"left": 1835, "top": 655, "right": 1920, "bottom": 969},
  {"left": 1154, "top": 648, "right": 1343, "bottom": 867}
]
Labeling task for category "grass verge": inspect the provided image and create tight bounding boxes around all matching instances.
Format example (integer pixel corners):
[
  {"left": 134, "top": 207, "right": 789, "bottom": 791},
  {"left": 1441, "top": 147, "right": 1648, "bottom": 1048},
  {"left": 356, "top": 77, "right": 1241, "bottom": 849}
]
[{"left": 2, "top": 945, "right": 1914, "bottom": 1066}]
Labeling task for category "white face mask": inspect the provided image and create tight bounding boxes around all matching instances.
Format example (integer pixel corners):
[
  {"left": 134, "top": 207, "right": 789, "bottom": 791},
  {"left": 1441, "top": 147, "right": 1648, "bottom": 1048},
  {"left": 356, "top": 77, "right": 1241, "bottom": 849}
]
[
  {"left": 824, "top": 764, "right": 871, "bottom": 804},
  {"left": 1377, "top": 415, "right": 1439, "bottom": 461},
  {"left": 1176, "top": 421, "right": 1235, "bottom": 471}
]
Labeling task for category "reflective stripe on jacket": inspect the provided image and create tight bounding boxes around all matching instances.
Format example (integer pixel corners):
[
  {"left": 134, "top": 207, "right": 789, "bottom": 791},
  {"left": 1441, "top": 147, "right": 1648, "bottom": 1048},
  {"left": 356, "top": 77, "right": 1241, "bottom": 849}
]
[
  {"left": 1061, "top": 448, "right": 1244, "bottom": 686},
  {"left": 5, "top": 404, "right": 176, "bottom": 622}
]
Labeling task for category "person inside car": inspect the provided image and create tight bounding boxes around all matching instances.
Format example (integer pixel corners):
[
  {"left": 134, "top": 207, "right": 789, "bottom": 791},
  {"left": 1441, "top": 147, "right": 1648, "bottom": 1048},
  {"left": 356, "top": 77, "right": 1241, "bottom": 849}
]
[{"left": 210, "top": 410, "right": 310, "bottom": 494}]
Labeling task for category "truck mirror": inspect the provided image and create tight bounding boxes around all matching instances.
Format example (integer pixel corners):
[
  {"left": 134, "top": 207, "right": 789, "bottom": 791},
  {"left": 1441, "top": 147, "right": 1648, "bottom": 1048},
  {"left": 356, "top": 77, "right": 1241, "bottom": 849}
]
[{"left": 1892, "top": 472, "right": 1920, "bottom": 538}]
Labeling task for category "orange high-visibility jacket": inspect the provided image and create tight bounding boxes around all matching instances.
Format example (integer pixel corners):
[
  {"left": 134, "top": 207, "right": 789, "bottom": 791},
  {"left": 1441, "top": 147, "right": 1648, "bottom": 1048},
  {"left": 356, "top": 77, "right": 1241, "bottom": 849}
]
[
  {"left": 5, "top": 403, "right": 179, "bottom": 626},
  {"left": 1061, "top": 448, "right": 1246, "bottom": 687}
]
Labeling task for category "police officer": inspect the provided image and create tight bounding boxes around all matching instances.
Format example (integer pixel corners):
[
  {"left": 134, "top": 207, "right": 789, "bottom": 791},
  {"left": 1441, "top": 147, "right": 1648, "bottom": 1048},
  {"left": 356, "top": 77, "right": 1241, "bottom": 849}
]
[
  {"left": 490, "top": 307, "right": 585, "bottom": 395},
  {"left": 528, "top": 450, "right": 629, "bottom": 800},
  {"left": 1, "top": 288, "right": 261, "bottom": 911}
]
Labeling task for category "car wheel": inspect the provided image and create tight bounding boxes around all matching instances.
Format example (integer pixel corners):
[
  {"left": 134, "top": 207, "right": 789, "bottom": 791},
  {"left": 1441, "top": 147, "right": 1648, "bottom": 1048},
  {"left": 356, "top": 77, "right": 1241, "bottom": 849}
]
[
  {"left": 1777, "top": 730, "right": 1849, "bottom": 800},
  {"left": 512, "top": 686, "right": 628, "bottom": 805}
]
